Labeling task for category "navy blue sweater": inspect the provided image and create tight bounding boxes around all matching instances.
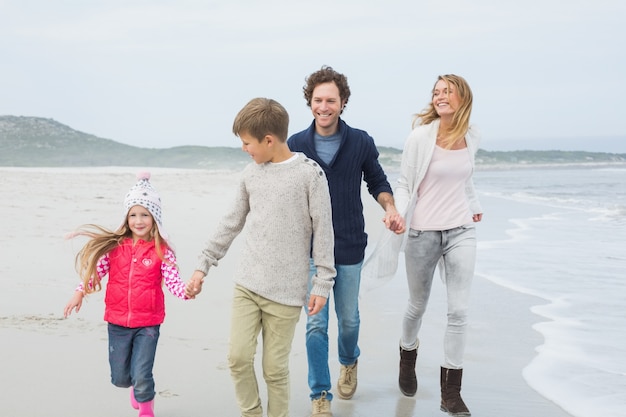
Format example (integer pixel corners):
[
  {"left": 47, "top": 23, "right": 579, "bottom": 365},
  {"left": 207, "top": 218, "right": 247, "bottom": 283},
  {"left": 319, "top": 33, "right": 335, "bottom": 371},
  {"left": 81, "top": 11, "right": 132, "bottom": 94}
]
[{"left": 288, "top": 119, "right": 392, "bottom": 264}]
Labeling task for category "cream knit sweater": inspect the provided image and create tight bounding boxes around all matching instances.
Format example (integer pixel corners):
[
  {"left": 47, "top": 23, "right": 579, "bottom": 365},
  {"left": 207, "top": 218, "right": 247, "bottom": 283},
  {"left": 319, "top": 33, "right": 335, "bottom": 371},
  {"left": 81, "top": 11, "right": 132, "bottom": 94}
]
[{"left": 196, "top": 153, "right": 336, "bottom": 306}]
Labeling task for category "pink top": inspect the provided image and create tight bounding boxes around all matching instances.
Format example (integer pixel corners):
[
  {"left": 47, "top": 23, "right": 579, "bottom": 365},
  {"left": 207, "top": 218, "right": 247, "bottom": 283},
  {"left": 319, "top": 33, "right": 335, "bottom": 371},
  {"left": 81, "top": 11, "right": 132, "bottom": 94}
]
[
  {"left": 77, "top": 247, "right": 187, "bottom": 300},
  {"left": 410, "top": 145, "right": 473, "bottom": 231}
]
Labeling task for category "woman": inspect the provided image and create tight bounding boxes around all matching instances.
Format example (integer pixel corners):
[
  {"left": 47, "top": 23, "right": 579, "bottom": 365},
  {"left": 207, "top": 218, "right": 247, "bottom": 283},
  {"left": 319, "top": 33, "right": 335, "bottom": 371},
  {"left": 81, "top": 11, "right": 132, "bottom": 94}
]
[{"left": 395, "top": 74, "right": 482, "bottom": 416}]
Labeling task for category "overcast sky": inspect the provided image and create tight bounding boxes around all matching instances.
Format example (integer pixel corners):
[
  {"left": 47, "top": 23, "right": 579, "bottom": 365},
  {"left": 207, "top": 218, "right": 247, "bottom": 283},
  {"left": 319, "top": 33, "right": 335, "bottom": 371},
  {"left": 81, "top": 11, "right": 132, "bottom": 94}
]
[{"left": 1, "top": 0, "right": 624, "bottom": 151}]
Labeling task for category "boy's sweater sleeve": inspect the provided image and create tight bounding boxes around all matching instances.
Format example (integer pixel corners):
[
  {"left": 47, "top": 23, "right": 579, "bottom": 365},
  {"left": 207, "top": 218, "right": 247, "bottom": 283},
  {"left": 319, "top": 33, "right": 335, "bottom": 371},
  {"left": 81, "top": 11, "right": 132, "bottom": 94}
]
[
  {"left": 309, "top": 171, "right": 336, "bottom": 298},
  {"left": 162, "top": 248, "right": 188, "bottom": 300},
  {"left": 196, "top": 177, "right": 249, "bottom": 275}
]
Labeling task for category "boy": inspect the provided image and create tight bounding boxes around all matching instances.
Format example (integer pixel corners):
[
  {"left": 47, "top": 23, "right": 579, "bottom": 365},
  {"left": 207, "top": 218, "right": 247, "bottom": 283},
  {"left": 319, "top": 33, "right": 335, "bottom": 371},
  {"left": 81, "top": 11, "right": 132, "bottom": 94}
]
[{"left": 186, "top": 97, "right": 336, "bottom": 417}]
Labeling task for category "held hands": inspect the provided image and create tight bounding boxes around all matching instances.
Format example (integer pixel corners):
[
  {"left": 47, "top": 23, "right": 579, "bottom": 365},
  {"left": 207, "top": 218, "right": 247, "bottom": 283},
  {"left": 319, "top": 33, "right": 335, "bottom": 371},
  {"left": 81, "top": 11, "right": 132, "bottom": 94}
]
[
  {"left": 377, "top": 193, "right": 405, "bottom": 234},
  {"left": 383, "top": 207, "right": 406, "bottom": 235},
  {"left": 185, "top": 270, "right": 206, "bottom": 299},
  {"left": 307, "top": 295, "right": 327, "bottom": 316},
  {"left": 63, "top": 291, "right": 84, "bottom": 318}
]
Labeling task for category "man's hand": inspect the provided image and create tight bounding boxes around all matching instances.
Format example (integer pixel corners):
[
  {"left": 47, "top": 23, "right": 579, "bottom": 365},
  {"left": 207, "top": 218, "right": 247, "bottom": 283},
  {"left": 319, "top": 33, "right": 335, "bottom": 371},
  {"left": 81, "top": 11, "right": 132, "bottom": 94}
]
[{"left": 383, "top": 209, "right": 406, "bottom": 234}]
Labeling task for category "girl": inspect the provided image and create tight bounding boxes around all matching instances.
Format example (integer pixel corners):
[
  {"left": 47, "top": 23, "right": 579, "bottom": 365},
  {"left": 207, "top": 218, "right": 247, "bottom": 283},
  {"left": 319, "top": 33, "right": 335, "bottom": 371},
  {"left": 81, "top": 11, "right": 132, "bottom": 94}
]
[{"left": 64, "top": 172, "right": 189, "bottom": 417}]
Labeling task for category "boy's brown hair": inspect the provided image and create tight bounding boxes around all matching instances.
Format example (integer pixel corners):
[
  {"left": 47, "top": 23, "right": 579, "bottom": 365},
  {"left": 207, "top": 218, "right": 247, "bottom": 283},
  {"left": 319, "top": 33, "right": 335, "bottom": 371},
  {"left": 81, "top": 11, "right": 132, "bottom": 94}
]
[{"left": 232, "top": 97, "right": 289, "bottom": 142}]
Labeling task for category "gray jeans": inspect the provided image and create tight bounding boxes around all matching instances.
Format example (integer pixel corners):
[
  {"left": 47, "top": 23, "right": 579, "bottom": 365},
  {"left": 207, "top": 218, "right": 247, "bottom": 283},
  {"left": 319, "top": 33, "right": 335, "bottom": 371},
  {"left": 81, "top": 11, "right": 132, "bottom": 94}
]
[{"left": 401, "top": 225, "right": 476, "bottom": 369}]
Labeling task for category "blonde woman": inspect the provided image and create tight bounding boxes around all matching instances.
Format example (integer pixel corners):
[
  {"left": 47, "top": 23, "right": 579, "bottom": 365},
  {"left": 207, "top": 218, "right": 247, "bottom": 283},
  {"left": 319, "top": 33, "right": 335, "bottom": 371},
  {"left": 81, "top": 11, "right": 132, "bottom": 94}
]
[{"left": 395, "top": 74, "right": 483, "bottom": 416}]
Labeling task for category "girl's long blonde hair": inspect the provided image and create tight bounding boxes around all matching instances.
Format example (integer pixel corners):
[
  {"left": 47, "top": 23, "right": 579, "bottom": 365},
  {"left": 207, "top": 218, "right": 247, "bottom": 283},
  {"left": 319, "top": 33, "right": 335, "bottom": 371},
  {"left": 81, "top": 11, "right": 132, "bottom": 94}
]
[
  {"left": 412, "top": 74, "right": 473, "bottom": 149},
  {"left": 70, "top": 219, "right": 168, "bottom": 294}
]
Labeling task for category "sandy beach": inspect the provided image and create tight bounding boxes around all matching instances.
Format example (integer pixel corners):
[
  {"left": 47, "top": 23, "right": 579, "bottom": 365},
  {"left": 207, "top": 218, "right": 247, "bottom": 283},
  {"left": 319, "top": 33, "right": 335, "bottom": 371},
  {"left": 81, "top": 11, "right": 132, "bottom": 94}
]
[{"left": 0, "top": 167, "right": 573, "bottom": 417}]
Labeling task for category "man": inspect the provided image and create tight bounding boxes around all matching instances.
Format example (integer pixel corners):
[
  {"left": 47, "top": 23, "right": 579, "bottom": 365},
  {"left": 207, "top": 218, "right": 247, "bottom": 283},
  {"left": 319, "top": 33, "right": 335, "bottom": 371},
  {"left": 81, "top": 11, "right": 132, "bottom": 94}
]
[{"left": 288, "top": 66, "right": 405, "bottom": 417}]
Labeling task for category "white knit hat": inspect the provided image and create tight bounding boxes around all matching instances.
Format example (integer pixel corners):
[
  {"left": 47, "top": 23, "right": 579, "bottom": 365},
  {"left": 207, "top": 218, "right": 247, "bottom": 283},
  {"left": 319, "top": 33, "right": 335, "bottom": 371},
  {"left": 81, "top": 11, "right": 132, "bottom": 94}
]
[{"left": 123, "top": 172, "right": 168, "bottom": 240}]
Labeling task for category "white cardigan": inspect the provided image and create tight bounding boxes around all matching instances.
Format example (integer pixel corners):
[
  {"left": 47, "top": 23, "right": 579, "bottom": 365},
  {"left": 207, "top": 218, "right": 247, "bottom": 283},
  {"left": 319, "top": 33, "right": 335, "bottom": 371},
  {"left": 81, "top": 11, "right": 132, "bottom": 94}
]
[{"left": 361, "top": 119, "right": 482, "bottom": 288}]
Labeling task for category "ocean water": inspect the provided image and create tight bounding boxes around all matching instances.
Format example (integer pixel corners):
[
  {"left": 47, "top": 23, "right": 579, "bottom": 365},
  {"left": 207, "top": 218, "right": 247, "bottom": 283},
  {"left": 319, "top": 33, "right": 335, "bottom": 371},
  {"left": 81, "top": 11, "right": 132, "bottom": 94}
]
[{"left": 473, "top": 166, "right": 626, "bottom": 417}]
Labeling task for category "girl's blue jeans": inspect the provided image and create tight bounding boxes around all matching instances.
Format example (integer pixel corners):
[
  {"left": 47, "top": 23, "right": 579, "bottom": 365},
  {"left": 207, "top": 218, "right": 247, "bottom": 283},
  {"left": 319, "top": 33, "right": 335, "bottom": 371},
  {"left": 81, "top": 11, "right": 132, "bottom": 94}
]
[
  {"left": 108, "top": 323, "right": 160, "bottom": 403},
  {"left": 306, "top": 259, "right": 363, "bottom": 401}
]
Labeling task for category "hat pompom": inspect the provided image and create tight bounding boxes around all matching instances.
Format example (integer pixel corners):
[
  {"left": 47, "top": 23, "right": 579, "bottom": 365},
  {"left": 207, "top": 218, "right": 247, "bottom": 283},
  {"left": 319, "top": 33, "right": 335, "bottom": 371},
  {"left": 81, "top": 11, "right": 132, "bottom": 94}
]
[{"left": 136, "top": 171, "right": 151, "bottom": 181}]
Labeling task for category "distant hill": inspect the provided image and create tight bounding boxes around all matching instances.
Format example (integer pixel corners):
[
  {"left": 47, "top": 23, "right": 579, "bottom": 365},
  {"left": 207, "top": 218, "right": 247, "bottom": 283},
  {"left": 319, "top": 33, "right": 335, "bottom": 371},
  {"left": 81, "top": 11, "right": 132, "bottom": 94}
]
[
  {"left": 0, "top": 116, "right": 250, "bottom": 170},
  {"left": 482, "top": 136, "right": 626, "bottom": 153},
  {"left": 1, "top": 116, "right": 625, "bottom": 170}
]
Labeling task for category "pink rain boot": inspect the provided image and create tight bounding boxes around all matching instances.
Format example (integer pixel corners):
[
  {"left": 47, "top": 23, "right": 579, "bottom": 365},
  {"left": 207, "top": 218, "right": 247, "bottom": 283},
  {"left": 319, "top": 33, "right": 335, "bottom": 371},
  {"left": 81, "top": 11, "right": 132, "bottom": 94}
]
[
  {"left": 138, "top": 399, "right": 155, "bottom": 417},
  {"left": 130, "top": 388, "right": 139, "bottom": 410}
]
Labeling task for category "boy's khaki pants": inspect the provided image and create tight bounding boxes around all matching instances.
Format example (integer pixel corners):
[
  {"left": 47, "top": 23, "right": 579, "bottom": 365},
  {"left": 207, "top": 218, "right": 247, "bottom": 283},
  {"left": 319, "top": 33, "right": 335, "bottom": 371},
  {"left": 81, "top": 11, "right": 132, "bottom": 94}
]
[{"left": 229, "top": 285, "right": 301, "bottom": 417}]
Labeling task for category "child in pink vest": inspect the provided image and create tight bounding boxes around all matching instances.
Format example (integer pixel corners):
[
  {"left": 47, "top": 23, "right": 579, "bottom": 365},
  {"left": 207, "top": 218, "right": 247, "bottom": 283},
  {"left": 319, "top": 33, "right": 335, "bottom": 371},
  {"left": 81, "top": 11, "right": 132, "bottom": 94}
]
[{"left": 64, "top": 172, "right": 189, "bottom": 417}]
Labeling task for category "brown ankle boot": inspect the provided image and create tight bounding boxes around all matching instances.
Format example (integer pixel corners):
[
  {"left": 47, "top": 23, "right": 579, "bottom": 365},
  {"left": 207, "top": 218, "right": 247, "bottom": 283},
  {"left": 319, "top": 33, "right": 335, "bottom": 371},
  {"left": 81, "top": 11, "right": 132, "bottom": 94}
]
[
  {"left": 440, "top": 367, "right": 470, "bottom": 416},
  {"left": 398, "top": 346, "right": 418, "bottom": 396}
]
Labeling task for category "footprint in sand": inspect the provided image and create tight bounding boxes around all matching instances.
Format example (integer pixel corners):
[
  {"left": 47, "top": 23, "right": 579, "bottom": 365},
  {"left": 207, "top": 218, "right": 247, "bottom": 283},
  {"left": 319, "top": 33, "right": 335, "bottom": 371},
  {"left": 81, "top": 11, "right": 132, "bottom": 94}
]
[
  {"left": 158, "top": 389, "right": 179, "bottom": 398},
  {"left": 0, "top": 314, "right": 105, "bottom": 334}
]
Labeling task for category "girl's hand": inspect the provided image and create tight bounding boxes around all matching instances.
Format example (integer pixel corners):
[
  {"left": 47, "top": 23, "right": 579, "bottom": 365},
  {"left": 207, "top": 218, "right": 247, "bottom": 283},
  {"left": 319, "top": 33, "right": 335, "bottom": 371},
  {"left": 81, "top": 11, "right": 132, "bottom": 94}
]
[
  {"left": 185, "top": 271, "right": 205, "bottom": 299},
  {"left": 64, "top": 291, "right": 84, "bottom": 318}
]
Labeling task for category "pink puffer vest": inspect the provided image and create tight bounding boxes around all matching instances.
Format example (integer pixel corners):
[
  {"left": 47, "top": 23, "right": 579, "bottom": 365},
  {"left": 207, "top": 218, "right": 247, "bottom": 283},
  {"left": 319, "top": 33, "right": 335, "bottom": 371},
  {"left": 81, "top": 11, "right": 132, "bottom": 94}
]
[{"left": 104, "top": 239, "right": 166, "bottom": 328}]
